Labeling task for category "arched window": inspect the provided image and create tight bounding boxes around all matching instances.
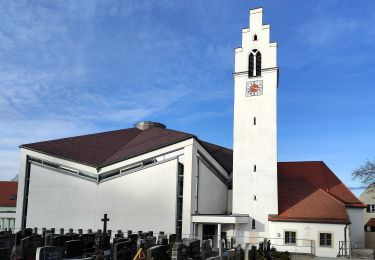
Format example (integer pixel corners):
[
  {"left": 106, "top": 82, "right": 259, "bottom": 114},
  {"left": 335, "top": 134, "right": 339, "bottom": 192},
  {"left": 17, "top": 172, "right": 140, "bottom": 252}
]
[
  {"left": 252, "top": 219, "right": 256, "bottom": 229},
  {"left": 256, "top": 51, "right": 262, "bottom": 76},
  {"left": 248, "top": 53, "right": 254, "bottom": 78},
  {"left": 253, "top": 34, "right": 258, "bottom": 41},
  {"left": 248, "top": 49, "right": 261, "bottom": 77}
]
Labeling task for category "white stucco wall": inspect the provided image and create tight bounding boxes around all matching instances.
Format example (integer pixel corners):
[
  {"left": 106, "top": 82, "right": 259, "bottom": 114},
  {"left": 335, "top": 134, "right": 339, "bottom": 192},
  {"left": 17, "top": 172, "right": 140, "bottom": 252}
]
[
  {"left": 269, "top": 221, "right": 347, "bottom": 257},
  {"left": 196, "top": 159, "right": 228, "bottom": 215},
  {"left": 97, "top": 159, "right": 178, "bottom": 234},
  {"left": 347, "top": 208, "right": 365, "bottom": 244},
  {"left": 24, "top": 159, "right": 179, "bottom": 234},
  {"left": 232, "top": 7, "right": 278, "bottom": 238},
  {"left": 26, "top": 163, "right": 98, "bottom": 231}
]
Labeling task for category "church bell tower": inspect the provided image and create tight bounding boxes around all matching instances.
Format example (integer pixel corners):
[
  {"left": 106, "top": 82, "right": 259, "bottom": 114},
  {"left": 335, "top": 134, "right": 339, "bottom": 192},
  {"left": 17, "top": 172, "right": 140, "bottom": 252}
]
[{"left": 232, "top": 8, "right": 278, "bottom": 237}]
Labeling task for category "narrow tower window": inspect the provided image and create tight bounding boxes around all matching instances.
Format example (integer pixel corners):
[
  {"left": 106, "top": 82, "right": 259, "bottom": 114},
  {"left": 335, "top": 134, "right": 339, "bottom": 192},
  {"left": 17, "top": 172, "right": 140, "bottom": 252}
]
[
  {"left": 253, "top": 195, "right": 257, "bottom": 201},
  {"left": 252, "top": 219, "right": 256, "bottom": 229},
  {"left": 248, "top": 53, "right": 254, "bottom": 78},
  {"left": 253, "top": 117, "right": 256, "bottom": 125},
  {"left": 256, "top": 51, "right": 262, "bottom": 76},
  {"left": 253, "top": 34, "right": 258, "bottom": 41},
  {"left": 248, "top": 49, "right": 261, "bottom": 77},
  {"left": 253, "top": 165, "right": 257, "bottom": 172}
]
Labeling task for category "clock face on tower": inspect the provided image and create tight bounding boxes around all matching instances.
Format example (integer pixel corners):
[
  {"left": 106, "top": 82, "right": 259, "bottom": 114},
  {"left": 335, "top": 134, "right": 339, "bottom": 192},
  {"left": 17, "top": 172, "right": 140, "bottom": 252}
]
[{"left": 246, "top": 80, "right": 263, "bottom": 97}]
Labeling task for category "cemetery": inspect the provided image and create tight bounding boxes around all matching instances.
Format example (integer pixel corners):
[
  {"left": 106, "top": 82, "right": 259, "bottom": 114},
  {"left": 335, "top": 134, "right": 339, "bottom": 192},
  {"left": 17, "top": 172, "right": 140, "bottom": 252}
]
[{"left": 0, "top": 214, "right": 292, "bottom": 260}]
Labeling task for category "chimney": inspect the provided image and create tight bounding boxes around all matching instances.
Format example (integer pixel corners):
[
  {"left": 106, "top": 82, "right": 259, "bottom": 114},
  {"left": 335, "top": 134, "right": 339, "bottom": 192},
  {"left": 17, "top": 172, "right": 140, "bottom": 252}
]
[{"left": 134, "top": 121, "right": 166, "bottom": 130}]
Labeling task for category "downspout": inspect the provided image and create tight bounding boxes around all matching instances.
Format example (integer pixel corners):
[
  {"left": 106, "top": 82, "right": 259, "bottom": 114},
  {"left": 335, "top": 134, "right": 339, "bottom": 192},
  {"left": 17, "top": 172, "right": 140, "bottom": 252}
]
[
  {"left": 344, "top": 224, "right": 348, "bottom": 256},
  {"left": 195, "top": 157, "right": 200, "bottom": 213}
]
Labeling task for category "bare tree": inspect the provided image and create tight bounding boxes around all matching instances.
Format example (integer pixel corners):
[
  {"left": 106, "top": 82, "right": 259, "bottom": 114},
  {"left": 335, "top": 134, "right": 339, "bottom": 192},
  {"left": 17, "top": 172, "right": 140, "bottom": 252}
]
[{"left": 352, "top": 159, "right": 375, "bottom": 187}]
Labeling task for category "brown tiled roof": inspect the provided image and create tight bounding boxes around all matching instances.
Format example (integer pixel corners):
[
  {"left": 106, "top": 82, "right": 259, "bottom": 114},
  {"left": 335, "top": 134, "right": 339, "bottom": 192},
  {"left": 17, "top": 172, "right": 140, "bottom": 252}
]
[
  {"left": 269, "top": 161, "right": 365, "bottom": 224},
  {"left": 278, "top": 161, "right": 365, "bottom": 207},
  {"left": 366, "top": 218, "right": 375, "bottom": 227},
  {"left": 20, "top": 126, "right": 233, "bottom": 172},
  {"left": 0, "top": 181, "right": 18, "bottom": 207}
]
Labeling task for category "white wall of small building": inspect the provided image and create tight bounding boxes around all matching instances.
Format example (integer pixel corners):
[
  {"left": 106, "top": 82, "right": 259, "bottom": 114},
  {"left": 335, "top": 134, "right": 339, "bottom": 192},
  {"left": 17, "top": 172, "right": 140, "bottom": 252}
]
[
  {"left": 269, "top": 221, "right": 347, "bottom": 257},
  {"left": 347, "top": 208, "right": 365, "bottom": 244},
  {"left": 0, "top": 209, "right": 16, "bottom": 231}
]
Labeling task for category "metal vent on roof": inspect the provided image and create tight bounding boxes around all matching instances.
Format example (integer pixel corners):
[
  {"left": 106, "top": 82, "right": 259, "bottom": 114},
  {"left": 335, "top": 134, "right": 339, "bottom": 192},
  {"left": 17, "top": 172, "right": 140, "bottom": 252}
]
[{"left": 134, "top": 121, "right": 166, "bottom": 130}]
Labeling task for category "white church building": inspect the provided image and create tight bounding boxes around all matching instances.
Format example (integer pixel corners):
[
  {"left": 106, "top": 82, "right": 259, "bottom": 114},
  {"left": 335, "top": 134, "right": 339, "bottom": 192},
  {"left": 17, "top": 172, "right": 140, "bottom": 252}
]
[{"left": 15, "top": 8, "right": 365, "bottom": 257}]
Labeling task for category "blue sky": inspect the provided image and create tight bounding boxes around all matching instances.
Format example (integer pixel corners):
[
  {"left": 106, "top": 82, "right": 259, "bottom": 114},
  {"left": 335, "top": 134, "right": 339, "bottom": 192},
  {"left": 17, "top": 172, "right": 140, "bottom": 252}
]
[{"left": 0, "top": 0, "right": 374, "bottom": 195}]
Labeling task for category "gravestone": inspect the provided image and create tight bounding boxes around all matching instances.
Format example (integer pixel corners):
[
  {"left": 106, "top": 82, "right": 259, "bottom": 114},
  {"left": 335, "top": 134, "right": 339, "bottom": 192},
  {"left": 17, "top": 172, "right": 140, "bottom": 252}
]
[
  {"left": 147, "top": 244, "right": 169, "bottom": 260},
  {"left": 235, "top": 244, "right": 244, "bottom": 260},
  {"left": 145, "top": 236, "right": 156, "bottom": 249},
  {"left": 171, "top": 242, "right": 188, "bottom": 260},
  {"left": 79, "top": 233, "right": 96, "bottom": 253},
  {"left": 35, "top": 246, "right": 63, "bottom": 260},
  {"left": 0, "top": 247, "right": 12, "bottom": 259},
  {"left": 51, "top": 235, "right": 73, "bottom": 247},
  {"left": 15, "top": 228, "right": 33, "bottom": 246},
  {"left": 101, "top": 214, "right": 110, "bottom": 234},
  {"left": 113, "top": 241, "right": 136, "bottom": 260},
  {"left": 129, "top": 234, "right": 138, "bottom": 244},
  {"left": 157, "top": 234, "right": 168, "bottom": 246},
  {"left": 184, "top": 239, "right": 200, "bottom": 259},
  {"left": 0, "top": 233, "right": 14, "bottom": 259},
  {"left": 20, "top": 234, "right": 44, "bottom": 260},
  {"left": 44, "top": 233, "right": 55, "bottom": 246},
  {"left": 201, "top": 240, "right": 213, "bottom": 259},
  {"left": 169, "top": 234, "right": 177, "bottom": 248},
  {"left": 222, "top": 249, "right": 236, "bottom": 260},
  {"left": 64, "top": 240, "right": 84, "bottom": 258}
]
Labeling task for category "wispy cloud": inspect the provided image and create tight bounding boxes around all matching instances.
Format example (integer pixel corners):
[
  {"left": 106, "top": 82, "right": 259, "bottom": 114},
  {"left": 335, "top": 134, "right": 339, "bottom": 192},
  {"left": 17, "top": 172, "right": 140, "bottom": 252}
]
[{"left": 0, "top": 1, "right": 234, "bottom": 180}]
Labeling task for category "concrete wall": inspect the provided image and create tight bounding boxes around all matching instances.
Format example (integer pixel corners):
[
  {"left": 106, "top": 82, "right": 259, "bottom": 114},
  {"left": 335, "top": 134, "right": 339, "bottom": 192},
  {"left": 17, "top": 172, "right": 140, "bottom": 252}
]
[
  {"left": 26, "top": 163, "right": 97, "bottom": 231},
  {"left": 232, "top": 7, "right": 278, "bottom": 238},
  {"left": 24, "top": 159, "right": 179, "bottom": 233},
  {"left": 197, "top": 159, "right": 228, "bottom": 215},
  {"left": 269, "top": 221, "right": 347, "bottom": 257},
  {"left": 97, "top": 159, "right": 178, "bottom": 234},
  {"left": 347, "top": 208, "right": 365, "bottom": 244}
]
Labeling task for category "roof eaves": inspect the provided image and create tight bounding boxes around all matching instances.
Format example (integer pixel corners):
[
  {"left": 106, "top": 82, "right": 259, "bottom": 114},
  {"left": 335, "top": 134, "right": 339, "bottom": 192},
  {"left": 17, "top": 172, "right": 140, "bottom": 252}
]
[
  {"left": 195, "top": 139, "right": 232, "bottom": 174},
  {"left": 98, "top": 135, "right": 196, "bottom": 169}
]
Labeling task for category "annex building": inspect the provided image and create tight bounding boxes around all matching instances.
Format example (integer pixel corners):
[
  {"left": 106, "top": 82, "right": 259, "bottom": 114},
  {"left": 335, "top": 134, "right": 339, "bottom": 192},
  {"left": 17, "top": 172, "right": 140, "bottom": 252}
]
[{"left": 15, "top": 8, "right": 365, "bottom": 258}]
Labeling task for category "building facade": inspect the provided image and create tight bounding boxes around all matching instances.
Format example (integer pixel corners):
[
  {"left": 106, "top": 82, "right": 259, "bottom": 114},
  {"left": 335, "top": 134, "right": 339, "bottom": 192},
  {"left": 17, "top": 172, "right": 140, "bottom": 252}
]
[
  {"left": 360, "top": 183, "right": 375, "bottom": 249},
  {"left": 0, "top": 181, "right": 17, "bottom": 231},
  {"left": 15, "top": 8, "right": 366, "bottom": 258}
]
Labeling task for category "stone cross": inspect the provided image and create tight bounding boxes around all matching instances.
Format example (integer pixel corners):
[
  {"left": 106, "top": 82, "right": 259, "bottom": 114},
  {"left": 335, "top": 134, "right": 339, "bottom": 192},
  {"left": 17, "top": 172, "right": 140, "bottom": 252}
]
[{"left": 101, "top": 214, "right": 110, "bottom": 234}]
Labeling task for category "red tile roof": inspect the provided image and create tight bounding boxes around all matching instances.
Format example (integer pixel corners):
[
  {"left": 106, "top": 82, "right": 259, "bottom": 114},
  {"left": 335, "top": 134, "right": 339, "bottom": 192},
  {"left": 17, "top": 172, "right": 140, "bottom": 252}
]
[
  {"left": 366, "top": 218, "right": 375, "bottom": 227},
  {"left": 20, "top": 126, "right": 233, "bottom": 173},
  {"left": 0, "top": 181, "right": 18, "bottom": 207},
  {"left": 269, "top": 161, "right": 365, "bottom": 224}
]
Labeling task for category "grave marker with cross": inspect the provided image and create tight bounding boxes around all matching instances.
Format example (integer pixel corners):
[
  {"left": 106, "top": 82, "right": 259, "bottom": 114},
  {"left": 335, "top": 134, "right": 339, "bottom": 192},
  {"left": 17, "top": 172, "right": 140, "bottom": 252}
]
[{"left": 101, "top": 214, "right": 110, "bottom": 234}]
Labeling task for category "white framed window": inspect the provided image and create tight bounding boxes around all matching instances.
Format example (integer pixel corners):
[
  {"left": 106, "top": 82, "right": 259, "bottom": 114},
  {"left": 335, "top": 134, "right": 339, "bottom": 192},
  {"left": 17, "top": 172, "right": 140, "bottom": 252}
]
[
  {"left": 319, "top": 233, "right": 333, "bottom": 247},
  {"left": 284, "top": 231, "right": 296, "bottom": 245}
]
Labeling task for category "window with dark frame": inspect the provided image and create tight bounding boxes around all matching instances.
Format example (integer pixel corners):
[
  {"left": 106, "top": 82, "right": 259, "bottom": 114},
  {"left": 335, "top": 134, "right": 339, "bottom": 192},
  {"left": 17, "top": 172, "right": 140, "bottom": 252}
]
[
  {"left": 367, "top": 204, "right": 375, "bottom": 213},
  {"left": 251, "top": 219, "right": 256, "bottom": 229},
  {"left": 253, "top": 34, "right": 258, "bottom": 41},
  {"left": 319, "top": 233, "right": 332, "bottom": 247},
  {"left": 248, "top": 49, "right": 261, "bottom": 78},
  {"left": 284, "top": 231, "right": 296, "bottom": 244},
  {"left": 253, "top": 165, "right": 257, "bottom": 172}
]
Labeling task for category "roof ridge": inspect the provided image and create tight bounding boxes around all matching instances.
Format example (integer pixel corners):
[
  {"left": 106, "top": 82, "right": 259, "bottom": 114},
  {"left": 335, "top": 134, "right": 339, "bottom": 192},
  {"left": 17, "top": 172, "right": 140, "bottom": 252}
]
[
  {"left": 100, "top": 128, "right": 145, "bottom": 167},
  {"left": 20, "top": 128, "right": 139, "bottom": 147}
]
